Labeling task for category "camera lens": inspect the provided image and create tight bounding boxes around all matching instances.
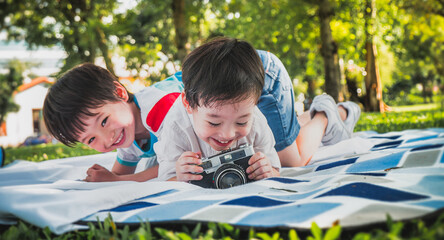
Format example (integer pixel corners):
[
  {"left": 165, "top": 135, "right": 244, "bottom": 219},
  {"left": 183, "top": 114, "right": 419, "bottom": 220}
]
[{"left": 214, "top": 163, "right": 247, "bottom": 189}]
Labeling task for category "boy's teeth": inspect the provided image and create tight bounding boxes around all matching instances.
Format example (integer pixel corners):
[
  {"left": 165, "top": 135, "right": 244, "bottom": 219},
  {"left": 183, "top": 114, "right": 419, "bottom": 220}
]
[
  {"left": 115, "top": 132, "right": 123, "bottom": 144},
  {"left": 219, "top": 140, "right": 229, "bottom": 144}
]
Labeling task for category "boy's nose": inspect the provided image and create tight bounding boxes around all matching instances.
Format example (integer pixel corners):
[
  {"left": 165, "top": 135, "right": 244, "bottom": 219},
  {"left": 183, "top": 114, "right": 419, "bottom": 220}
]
[{"left": 220, "top": 127, "right": 236, "bottom": 140}]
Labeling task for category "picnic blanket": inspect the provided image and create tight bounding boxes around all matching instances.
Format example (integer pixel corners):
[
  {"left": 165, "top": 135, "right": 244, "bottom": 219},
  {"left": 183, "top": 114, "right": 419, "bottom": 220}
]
[{"left": 0, "top": 128, "right": 443, "bottom": 234}]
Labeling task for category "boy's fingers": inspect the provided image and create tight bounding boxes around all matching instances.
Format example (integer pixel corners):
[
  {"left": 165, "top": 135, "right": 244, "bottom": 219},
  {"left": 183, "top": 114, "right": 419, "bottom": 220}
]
[
  {"left": 177, "top": 156, "right": 202, "bottom": 166},
  {"left": 177, "top": 173, "right": 203, "bottom": 182},
  {"left": 184, "top": 173, "right": 203, "bottom": 181},
  {"left": 248, "top": 166, "right": 271, "bottom": 180},
  {"left": 247, "top": 158, "right": 269, "bottom": 174},
  {"left": 178, "top": 152, "right": 202, "bottom": 165},
  {"left": 248, "top": 152, "right": 265, "bottom": 165},
  {"left": 181, "top": 151, "right": 201, "bottom": 159},
  {"left": 85, "top": 175, "right": 95, "bottom": 182},
  {"left": 178, "top": 164, "right": 203, "bottom": 174},
  {"left": 86, "top": 167, "right": 94, "bottom": 176},
  {"left": 249, "top": 163, "right": 274, "bottom": 179},
  {"left": 247, "top": 156, "right": 275, "bottom": 180},
  {"left": 91, "top": 164, "right": 102, "bottom": 169}
]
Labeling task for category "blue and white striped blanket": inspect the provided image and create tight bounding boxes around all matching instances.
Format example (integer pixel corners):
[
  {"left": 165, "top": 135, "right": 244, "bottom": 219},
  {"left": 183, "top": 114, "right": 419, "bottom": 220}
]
[{"left": 0, "top": 129, "right": 443, "bottom": 234}]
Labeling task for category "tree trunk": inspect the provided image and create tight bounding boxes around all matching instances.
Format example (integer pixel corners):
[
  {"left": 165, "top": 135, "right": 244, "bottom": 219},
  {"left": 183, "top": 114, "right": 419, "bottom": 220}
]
[
  {"left": 364, "top": 0, "right": 384, "bottom": 112},
  {"left": 364, "top": 42, "right": 381, "bottom": 111},
  {"left": 172, "top": 0, "right": 188, "bottom": 63},
  {"left": 95, "top": 26, "right": 115, "bottom": 75},
  {"left": 318, "top": 0, "right": 341, "bottom": 102}
]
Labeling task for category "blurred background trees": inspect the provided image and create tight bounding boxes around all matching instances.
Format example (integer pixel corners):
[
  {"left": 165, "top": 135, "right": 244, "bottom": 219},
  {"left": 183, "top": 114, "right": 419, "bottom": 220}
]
[{"left": 0, "top": 0, "right": 442, "bottom": 112}]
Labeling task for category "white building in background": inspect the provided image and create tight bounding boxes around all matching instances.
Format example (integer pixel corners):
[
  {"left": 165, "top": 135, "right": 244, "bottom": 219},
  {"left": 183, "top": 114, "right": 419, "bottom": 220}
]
[
  {"left": 0, "top": 77, "right": 54, "bottom": 147},
  {"left": 0, "top": 35, "right": 64, "bottom": 147}
]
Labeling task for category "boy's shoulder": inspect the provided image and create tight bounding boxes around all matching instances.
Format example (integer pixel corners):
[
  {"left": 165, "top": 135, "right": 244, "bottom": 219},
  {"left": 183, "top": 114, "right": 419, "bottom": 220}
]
[
  {"left": 151, "top": 72, "right": 184, "bottom": 93},
  {"left": 249, "top": 106, "right": 274, "bottom": 139},
  {"left": 160, "top": 96, "right": 190, "bottom": 127},
  {"left": 136, "top": 72, "right": 184, "bottom": 135}
]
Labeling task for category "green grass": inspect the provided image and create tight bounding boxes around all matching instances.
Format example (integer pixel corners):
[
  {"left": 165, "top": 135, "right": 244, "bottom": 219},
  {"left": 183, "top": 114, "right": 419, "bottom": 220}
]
[
  {"left": 4, "top": 143, "right": 100, "bottom": 166},
  {"left": 1, "top": 104, "right": 444, "bottom": 239},
  {"left": 355, "top": 107, "right": 444, "bottom": 133}
]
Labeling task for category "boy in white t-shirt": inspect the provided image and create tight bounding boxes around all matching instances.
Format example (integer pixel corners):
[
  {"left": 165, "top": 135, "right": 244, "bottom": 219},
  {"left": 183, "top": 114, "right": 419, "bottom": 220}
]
[
  {"left": 43, "top": 64, "right": 183, "bottom": 182},
  {"left": 155, "top": 37, "right": 282, "bottom": 182}
]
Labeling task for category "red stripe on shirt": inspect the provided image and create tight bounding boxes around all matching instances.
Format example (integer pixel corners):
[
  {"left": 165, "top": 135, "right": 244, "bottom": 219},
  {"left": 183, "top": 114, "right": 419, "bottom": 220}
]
[{"left": 146, "top": 92, "right": 181, "bottom": 132}]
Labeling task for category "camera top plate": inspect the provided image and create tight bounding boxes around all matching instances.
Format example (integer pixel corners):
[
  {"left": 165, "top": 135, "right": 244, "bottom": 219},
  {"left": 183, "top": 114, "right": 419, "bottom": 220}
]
[{"left": 200, "top": 144, "right": 254, "bottom": 173}]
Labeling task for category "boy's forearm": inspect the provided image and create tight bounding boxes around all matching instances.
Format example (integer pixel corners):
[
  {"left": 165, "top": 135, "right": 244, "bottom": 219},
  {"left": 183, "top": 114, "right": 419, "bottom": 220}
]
[{"left": 111, "top": 162, "right": 137, "bottom": 175}]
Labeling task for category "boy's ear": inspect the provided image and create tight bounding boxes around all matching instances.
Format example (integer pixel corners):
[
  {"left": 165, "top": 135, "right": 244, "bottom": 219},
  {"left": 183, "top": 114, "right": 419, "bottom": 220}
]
[
  {"left": 181, "top": 92, "right": 193, "bottom": 114},
  {"left": 114, "top": 82, "right": 129, "bottom": 101}
]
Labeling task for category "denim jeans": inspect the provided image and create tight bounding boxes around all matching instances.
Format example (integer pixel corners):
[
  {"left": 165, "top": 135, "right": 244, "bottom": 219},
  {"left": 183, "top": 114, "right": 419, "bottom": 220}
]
[{"left": 257, "top": 50, "right": 300, "bottom": 152}]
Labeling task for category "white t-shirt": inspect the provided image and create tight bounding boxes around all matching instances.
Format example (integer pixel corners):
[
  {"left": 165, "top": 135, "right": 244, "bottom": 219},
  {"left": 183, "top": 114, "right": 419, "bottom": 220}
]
[
  {"left": 155, "top": 98, "right": 281, "bottom": 181},
  {"left": 116, "top": 72, "right": 183, "bottom": 167}
]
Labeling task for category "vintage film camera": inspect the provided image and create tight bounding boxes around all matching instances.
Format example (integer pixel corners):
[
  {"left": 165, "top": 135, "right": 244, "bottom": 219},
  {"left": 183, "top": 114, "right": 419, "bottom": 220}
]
[{"left": 190, "top": 144, "right": 255, "bottom": 189}]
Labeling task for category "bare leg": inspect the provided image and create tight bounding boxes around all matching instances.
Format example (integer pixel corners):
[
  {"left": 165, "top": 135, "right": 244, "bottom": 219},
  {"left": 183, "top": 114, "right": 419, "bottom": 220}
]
[
  {"left": 280, "top": 106, "right": 347, "bottom": 167},
  {"left": 297, "top": 111, "right": 311, "bottom": 127},
  {"left": 295, "top": 111, "right": 328, "bottom": 166},
  {"left": 278, "top": 110, "right": 314, "bottom": 167},
  {"left": 278, "top": 141, "right": 303, "bottom": 167}
]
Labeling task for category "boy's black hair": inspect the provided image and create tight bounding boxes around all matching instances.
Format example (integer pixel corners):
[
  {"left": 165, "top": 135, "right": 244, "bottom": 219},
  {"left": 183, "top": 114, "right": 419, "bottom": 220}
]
[
  {"left": 43, "top": 63, "right": 134, "bottom": 147},
  {"left": 182, "top": 37, "right": 264, "bottom": 109}
]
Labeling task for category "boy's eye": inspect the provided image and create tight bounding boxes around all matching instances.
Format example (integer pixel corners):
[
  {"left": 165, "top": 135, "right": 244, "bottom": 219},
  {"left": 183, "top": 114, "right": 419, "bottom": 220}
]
[
  {"left": 101, "top": 117, "right": 108, "bottom": 127},
  {"left": 208, "top": 122, "right": 220, "bottom": 127},
  {"left": 88, "top": 137, "right": 95, "bottom": 144},
  {"left": 237, "top": 121, "right": 248, "bottom": 126}
]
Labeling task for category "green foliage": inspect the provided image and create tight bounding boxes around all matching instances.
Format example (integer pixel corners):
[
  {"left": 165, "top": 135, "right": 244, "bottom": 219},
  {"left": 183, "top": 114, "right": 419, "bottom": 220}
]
[
  {"left": 115, "top": 0, "right": 177, "bottom": 80},
  {"left": 3, "top": 213, "right": 444, "bottom": 240},
  {"left": 1, "top": 0, "right": 443, "bottom": 109},
  {"left": 1, "top": 0, "right": 119, "bottom": 73},
  {"left": 380, "top": 0, "right": 444, "bottom": 102}
]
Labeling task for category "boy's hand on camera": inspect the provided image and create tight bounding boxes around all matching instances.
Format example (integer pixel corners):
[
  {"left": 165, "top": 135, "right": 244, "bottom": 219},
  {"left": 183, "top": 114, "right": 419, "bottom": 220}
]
[
  {"left": 85, "top": 164, "right": 119, "bottom": 182},
  {"left": 247, "top": 152, "right": 280, "bottom": 180},
  {"left": 176, "top": 151, "right": 203, "bottom": 182}
]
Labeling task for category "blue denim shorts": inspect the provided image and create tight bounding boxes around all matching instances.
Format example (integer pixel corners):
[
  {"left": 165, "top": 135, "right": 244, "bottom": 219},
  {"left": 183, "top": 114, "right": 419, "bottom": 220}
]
[{"left": 257, "top": 50, "right": 300, "bottom": 152}]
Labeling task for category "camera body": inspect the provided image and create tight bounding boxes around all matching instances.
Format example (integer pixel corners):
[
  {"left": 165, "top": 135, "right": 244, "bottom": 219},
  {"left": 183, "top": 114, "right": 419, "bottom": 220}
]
[{"left": 190, "top": 144, "right": 255, "bottom": 189}]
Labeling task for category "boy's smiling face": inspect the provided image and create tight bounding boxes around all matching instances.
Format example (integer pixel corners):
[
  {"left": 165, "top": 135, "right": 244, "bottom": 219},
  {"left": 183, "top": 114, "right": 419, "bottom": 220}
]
[
  {"left": 184, "top": 96, "right": 256, "bottom": 151},
  {"left": 77, "top": 100, "right": 136, "bottom": 152}
]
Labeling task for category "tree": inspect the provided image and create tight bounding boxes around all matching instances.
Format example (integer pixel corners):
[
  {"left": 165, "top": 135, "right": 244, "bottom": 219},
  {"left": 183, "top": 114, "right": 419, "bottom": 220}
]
[
  {"left": 215, "top": 0, "right": 324, "bottom": 98},
  {"left": 0, "top": 0, "right": 118, "bottom": 74},
  {"left": 363, "top": 0, "right": 384, "bottom": 112},
  {"left": 172, "top": 0, "right": 189, "bottom": 62},
  {"left": 316, "top": 0, "right": 341, "bottom": 101},
  {"left": 398, "top": 0, "right": 444, "bottom": 17},
  {"left": 382, "top": 0, "right": 444, "bottom": 105}
]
